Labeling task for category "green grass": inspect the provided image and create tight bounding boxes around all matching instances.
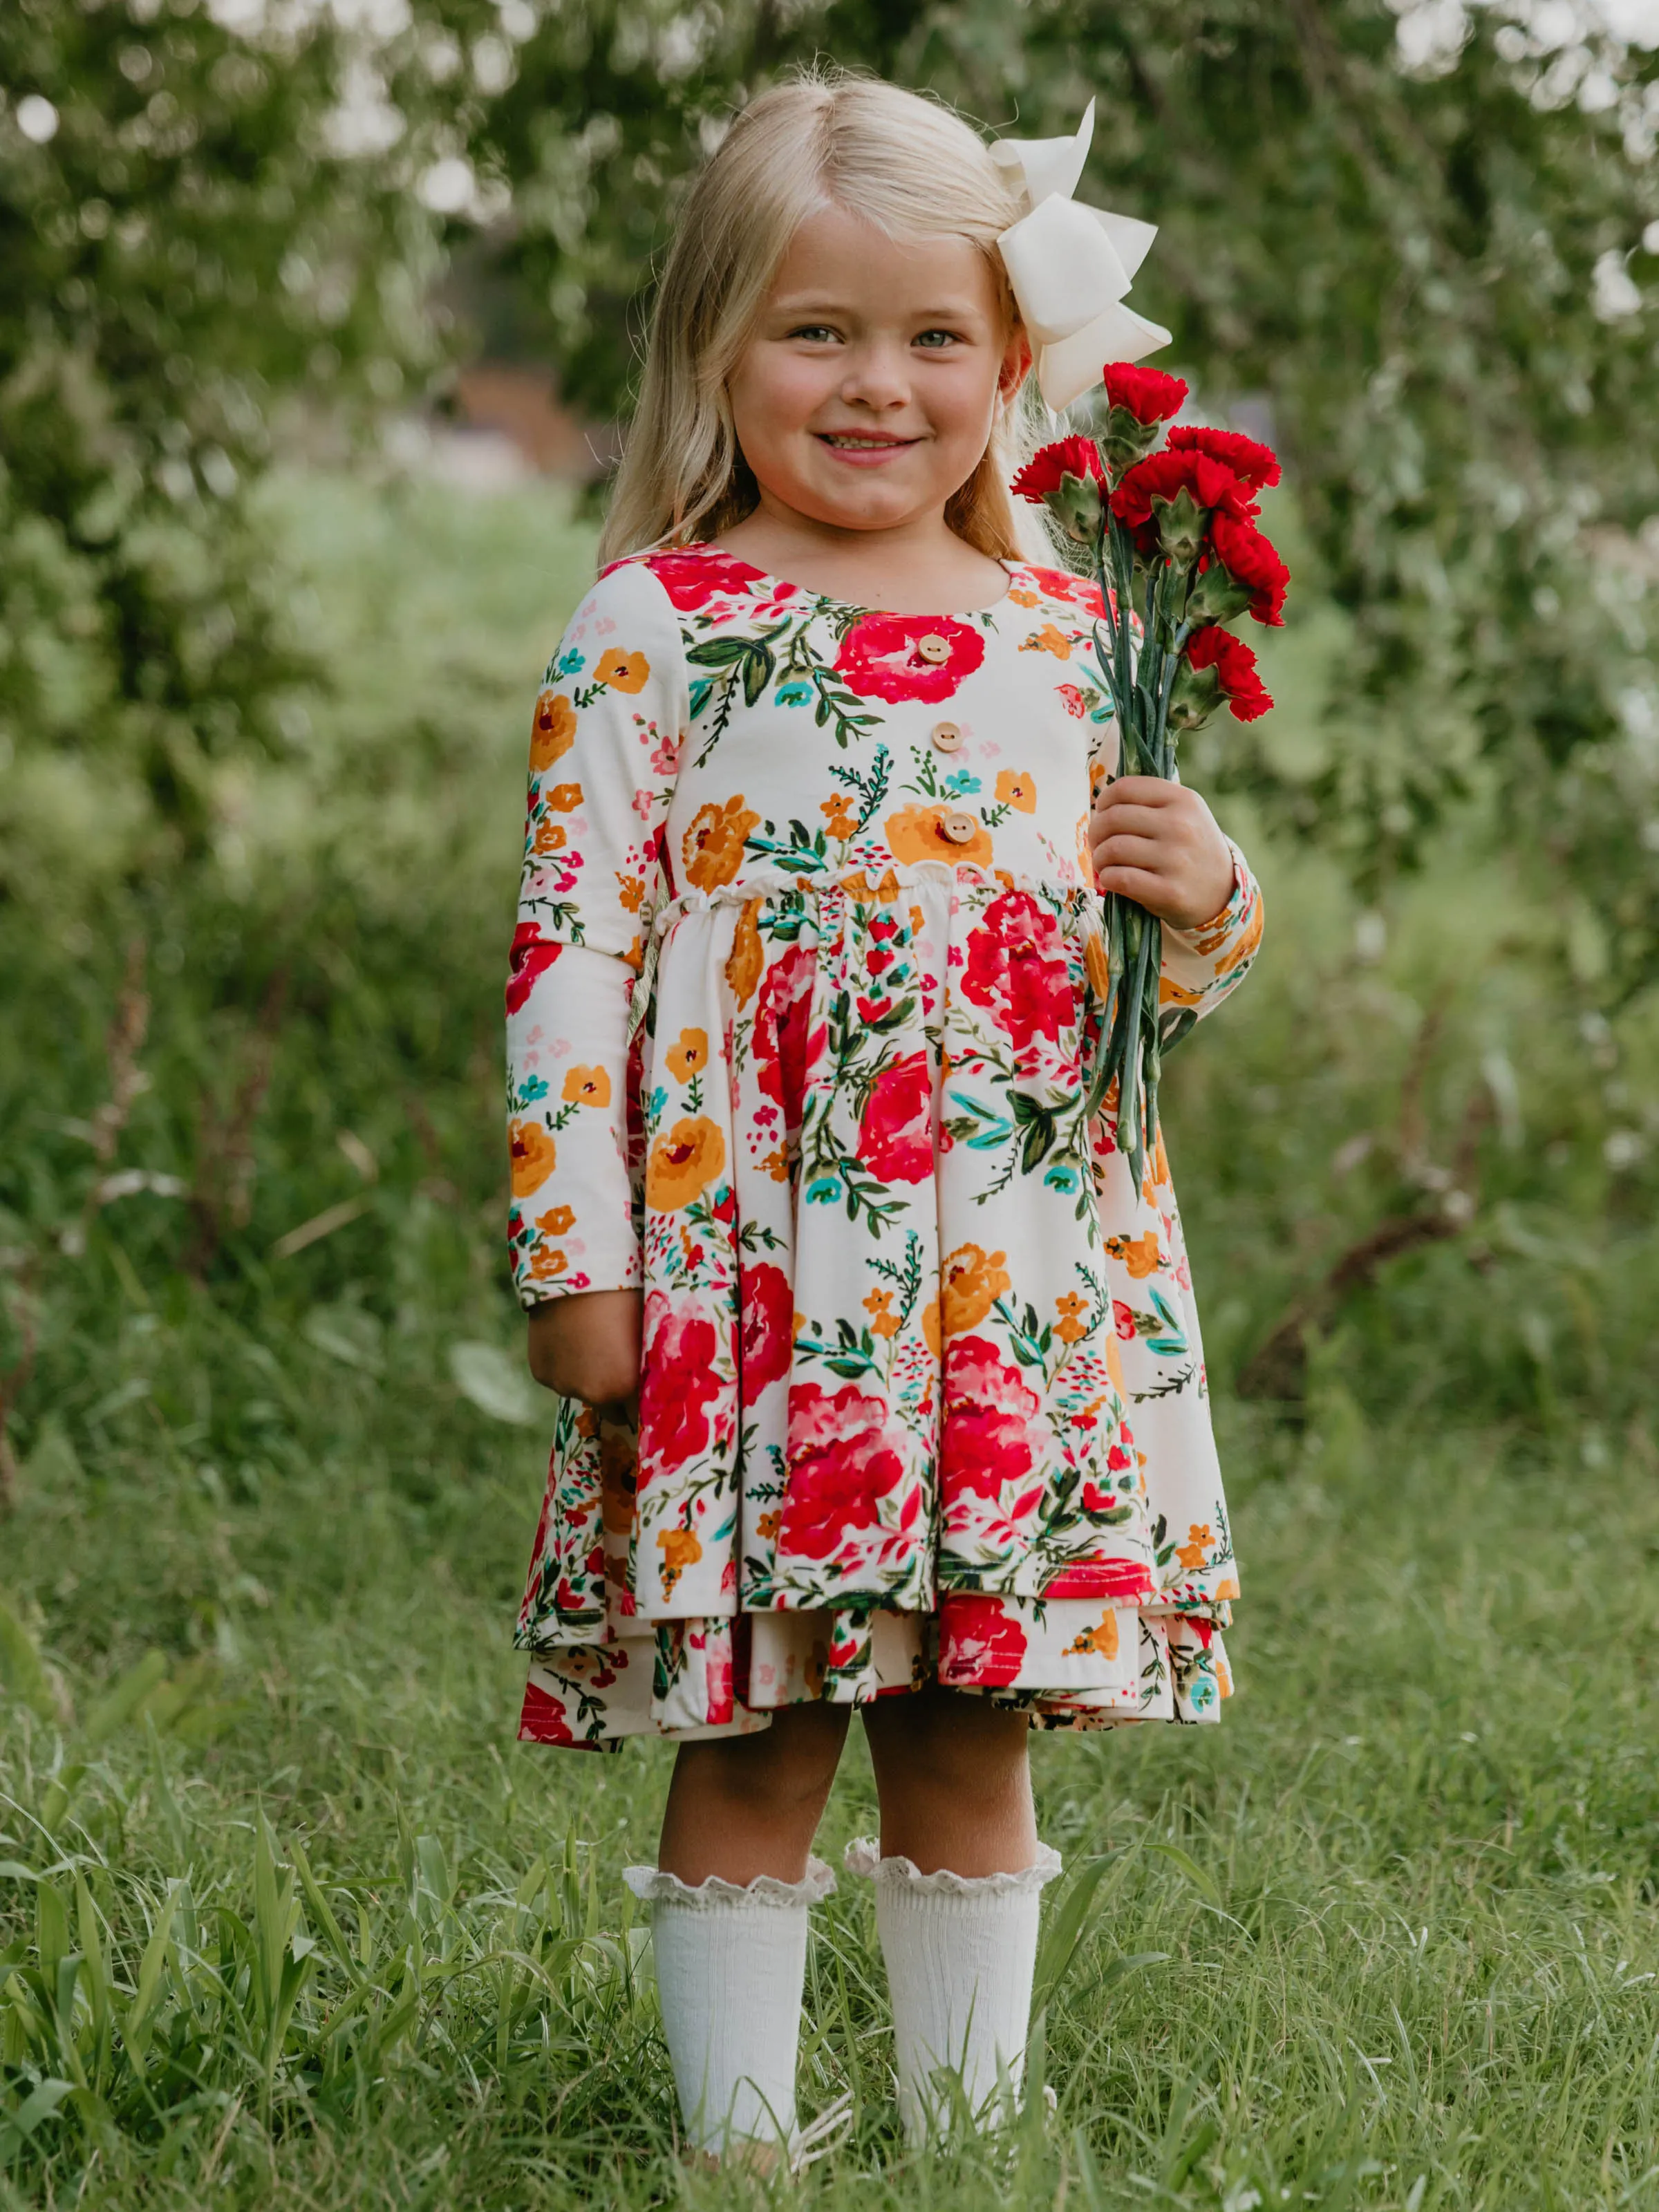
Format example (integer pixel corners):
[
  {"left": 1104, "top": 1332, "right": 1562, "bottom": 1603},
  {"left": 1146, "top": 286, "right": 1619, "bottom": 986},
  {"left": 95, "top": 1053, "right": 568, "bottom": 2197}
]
[{"left": 1, "top": 469, "right": 1656, "bottom": 2209}]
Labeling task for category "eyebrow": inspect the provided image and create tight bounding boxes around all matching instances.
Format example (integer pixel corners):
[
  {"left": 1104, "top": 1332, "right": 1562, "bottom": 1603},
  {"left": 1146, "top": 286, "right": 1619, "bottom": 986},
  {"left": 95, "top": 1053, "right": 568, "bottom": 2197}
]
[{"left": 767, "top": 295, "right": 990, "bottom": 324}]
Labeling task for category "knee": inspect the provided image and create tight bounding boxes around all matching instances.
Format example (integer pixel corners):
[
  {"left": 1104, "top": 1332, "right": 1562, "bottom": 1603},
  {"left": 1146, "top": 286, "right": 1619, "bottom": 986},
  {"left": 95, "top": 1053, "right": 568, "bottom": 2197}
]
[
  {"left": 691, "top": 1707, "right": 847, "bottom": 1819},
  {"left": 867, "top": 1694, "right": 1029, "bottom": 1797}
]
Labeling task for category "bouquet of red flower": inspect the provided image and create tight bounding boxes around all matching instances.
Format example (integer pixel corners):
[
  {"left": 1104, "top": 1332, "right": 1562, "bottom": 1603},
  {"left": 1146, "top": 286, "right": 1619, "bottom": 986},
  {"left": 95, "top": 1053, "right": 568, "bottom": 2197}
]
[{"left": 1012, "top": 364, "right": 1289, "bottom": 1188}]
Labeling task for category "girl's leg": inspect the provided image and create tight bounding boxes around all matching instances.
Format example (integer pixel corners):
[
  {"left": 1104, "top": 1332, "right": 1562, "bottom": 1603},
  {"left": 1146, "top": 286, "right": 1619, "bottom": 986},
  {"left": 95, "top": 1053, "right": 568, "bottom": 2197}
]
[
  {"left": 659, "top": 1700, "right": 850, "bottom": 1884},
  {"left": 637, "top": 1703, "right": 850, "bottom": 2165},
  {"left": 856, "top": 1689, "right": 1059, "bottom": 2139},
  {"left": 861, "top": 1686, "right": 1035, "bottom": 1874}
]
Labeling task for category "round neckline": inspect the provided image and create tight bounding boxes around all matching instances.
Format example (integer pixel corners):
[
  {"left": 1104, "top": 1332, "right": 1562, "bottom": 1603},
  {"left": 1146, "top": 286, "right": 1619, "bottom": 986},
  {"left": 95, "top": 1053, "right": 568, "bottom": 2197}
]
[{"left": 690, "top": 542, "right": 1022, "bottom": 621}]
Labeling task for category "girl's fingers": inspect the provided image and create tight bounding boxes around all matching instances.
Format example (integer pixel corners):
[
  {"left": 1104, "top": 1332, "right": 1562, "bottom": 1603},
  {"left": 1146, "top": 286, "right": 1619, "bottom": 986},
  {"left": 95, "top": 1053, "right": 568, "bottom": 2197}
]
[
  {"left": 1089, "top": 802, "right": 1169, "bottom": 840},
  {"left": 1092, "top": 834, "right": 1165, "bottom": 871},
  {"left": 1100, "top": 776, "right": 1180, "bottom": 807},
  {"left": 1095, "top": 864, "right": 1174, "bottom": 909}
]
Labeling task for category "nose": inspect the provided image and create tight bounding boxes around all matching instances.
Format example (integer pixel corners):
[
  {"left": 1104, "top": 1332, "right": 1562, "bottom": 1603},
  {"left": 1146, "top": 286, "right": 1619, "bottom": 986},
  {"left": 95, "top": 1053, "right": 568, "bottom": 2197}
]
[{"left": 838, "top": 337, "right": 912, "bottom": 412}]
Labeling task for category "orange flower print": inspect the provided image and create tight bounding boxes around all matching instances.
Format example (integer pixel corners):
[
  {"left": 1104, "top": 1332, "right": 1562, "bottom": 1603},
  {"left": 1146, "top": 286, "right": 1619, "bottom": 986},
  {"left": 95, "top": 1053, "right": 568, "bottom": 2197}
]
[
  {"left": 995, "top": 768, "right": 1038, "bottom": 813},
  {"left": 532, "top": 820, "right": 567, "bottom": 855},
  {"left": 684, "top": 796, "right": 760, "bottom": 890},
  {"left": 944, "top": 1244, "right": 1011, "bottom": 1335},
  {"left": 509, "top": 1118, "right": 556, "bottom": 1196},
  {"left": 1213, "top": 1577, "right": 1240, "bottom": 1602},
  {"left": 529, "top": 689, "right": 576, "bottom": 769},
  {"left": 885, "top": 804, "right": 993, "bottom": 870},
  {"left": 666, "top": 1028, "right": 709, "bottom": 1081},
  {"left": 657, "top": 1524, "right": 702, "bottom": 1595},
  {"left": 1006, "top": 586, "right": 1041, "bottom": 608},
  {"left": 617, "top": 871, "right": 644, "bottom": 914},
  {"left": 535, "top": 1203, "right": 576, "bottom": 1236},
  {"left": 923, "top": 1243, "right": 1011, "bottom": 1354},
  {"left": 760, "top": 1146, "right": 791, "bottom": 1183},
  {"left": 755, "top": 1510, "right": 782, "bottom": 1541},
  {"left": 725, "top": 897, "right": 764, "bottom": 1005},
  {"left": 646, "top": 1116, "right": 726, "bottom": 1210},
  {"left": 1176, "top": 1523, "right": 1213, "bottom": 1571},
  {"left": 821, "top": 794, "right": 859, "bottom": 839},
  {"left": 1064, "top": 1611, "right": 1120, "bottom": 1660},
  {"left": 527, "top": 1245, "right": 568, "bottom": 1282},
  {"left": 543, "top": 782, "right": 583, "bottom": 812},
  {"left": 863, "top": 1288, "right": 902, "bottom": 1340},
  {"left": 1020, "top": 622, "right": 1072, "bottom": 659},
  {"left": 1159, "top": 975, "right": 1206, "bottom": 1009},
  {"left": 595, "top": 647, "right": 650, "bottom": 694},
  {"left": 1053, "top": 1291, "right": 1089, "bottom": 1344},
  {"left": 1107, "top": 1231, "right": 1163, "bottom": 1280},
  {"left": 1084, "top": 929, "right": 1112, "bottom": 1001},
  {"left": 562, "top": 1065, "right": 612, "bottom": 1107}
]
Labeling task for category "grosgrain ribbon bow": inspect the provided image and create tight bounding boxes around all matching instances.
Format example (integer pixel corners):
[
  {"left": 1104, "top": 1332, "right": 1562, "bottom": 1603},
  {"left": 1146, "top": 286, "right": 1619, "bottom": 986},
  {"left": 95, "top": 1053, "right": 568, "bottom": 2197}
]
[{"left": 991, "top": 100, "right": 1172, "bottom": 413}]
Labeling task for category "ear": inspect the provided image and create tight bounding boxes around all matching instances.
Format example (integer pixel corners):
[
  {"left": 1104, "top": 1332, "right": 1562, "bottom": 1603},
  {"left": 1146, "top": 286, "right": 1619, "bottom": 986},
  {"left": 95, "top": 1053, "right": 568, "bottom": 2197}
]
[{"left": 997, "top": 326, "right": 1033, "bottom": 406}]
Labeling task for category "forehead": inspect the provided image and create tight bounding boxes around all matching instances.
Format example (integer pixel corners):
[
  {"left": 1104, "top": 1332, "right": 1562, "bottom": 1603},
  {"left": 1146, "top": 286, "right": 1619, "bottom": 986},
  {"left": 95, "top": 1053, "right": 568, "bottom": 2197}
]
[{"left": 767, "top": 204, "right": 1000, "bottom": 319}]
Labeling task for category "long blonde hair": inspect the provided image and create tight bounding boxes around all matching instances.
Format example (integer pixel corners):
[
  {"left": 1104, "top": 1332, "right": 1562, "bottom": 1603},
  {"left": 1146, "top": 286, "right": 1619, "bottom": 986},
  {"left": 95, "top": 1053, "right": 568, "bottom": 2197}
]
[{"left": 598, "top": 70, "right": 1039, "bottom": 567}]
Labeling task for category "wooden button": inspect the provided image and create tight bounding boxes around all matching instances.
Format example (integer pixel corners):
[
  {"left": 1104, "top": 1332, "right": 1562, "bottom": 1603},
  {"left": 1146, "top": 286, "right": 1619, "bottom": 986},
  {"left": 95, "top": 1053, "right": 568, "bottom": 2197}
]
[
  {"left": 930, "top": 720, "right": 963, "bottom": 753},
  {"left": 916, "top": 634, "right": 952, "bottom": 666},
  {"left": 940, "top": 811, "right": 980, "bottom": 845}
]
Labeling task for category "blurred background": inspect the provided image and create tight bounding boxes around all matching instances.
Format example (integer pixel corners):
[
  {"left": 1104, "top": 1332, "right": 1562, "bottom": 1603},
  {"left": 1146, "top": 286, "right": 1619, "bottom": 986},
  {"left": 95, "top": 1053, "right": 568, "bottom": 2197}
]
[{"left": 1, "top": 3, "right": 1658, "bottom": 2202}]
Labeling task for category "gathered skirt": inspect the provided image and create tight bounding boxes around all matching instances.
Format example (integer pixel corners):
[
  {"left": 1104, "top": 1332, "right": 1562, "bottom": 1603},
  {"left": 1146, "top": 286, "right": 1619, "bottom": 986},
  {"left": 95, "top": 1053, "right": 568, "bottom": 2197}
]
[{"left": 513, "top": 863, "right": 1240, "bottom": 1750}]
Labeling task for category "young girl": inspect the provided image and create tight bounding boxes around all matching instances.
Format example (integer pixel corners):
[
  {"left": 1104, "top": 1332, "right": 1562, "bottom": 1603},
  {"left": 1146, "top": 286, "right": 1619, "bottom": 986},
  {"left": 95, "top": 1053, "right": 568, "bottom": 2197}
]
[{"left": 505, "top": 70, "right": 1262, "bottom": 2161}]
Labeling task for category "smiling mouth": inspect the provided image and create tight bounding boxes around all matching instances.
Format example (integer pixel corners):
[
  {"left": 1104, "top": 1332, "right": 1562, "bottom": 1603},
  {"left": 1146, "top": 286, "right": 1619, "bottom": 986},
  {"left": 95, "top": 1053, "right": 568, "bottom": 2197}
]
[{"left": 815, "top": 432, "right": 919, "bottom": 451}]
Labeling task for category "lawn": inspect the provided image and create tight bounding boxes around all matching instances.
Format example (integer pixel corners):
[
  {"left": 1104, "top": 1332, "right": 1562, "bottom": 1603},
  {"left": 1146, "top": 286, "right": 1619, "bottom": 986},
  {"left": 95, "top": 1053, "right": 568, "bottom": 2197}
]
[{"left": 1, "top": 469, "right": 1656, "bottom": 2210}]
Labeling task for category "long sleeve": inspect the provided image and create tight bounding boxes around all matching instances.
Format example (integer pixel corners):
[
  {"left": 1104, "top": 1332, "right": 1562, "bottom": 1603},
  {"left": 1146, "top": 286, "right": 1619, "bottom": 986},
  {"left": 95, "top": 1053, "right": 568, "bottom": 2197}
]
[
  {"left": 505, "top": 559, "right": 686, "bottom": 1306},
  {"left": 1157, "top": 837, "right": 1264, "bottom": 1024}
]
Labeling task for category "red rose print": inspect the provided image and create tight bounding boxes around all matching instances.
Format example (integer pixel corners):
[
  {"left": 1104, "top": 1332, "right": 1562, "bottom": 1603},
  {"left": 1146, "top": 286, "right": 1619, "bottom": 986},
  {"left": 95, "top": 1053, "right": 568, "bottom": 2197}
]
[
  {"left": 518, "top": 1680, "right": 578, "bottom": 1745},
  {"left": 639, "top": 1292, "right": 726, "bottom": 1476},
  {"left": 940, "top": 1335, "right": 1039, "bottom": 1499},
  {"left": 835, "top": 615, "right": 986, "bottom": 704},
  {"left": 1100, "top": 362, "right": 1189, "bottom": 425},
  {"left": 1112, "top": 1300, "right": 1136, "bottom": 1340},
  {"left": 505, "top": 922, "right": 563, "bottom": 1016},
  {"left": 780, "top": 1381, "right": 908, "bottom": 1561},
  {"left": 856, "top": 1051, "right": 934, "bottom": 1185},
  {"left": 740, "top": 1260, "right": 794, "bottom": 1395},
  {"left": 753, "top": 939, "right": 816, "bottom": 1136},
  {"left": 937, "top": 1593, "right": 1029, "bottom": 1686},
  {"left": 642, "top": 548, "right": 786, "bottom": 612},
  {"left": 959, "top": 890, "right": 1074, "bottom": 1057},
  {"left": 1024, "top": 566, "right": 1105, "bottom": 615}
]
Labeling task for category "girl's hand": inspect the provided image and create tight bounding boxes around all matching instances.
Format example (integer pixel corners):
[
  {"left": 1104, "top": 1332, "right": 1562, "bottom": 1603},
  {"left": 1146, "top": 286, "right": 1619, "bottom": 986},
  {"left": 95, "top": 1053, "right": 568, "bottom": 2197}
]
[
  {"left": 1089, "top": 777, "right": 1236, "bottom": 932},
  {"left": 527, "top": 1288, "right": 643, "bottom": 1409}
]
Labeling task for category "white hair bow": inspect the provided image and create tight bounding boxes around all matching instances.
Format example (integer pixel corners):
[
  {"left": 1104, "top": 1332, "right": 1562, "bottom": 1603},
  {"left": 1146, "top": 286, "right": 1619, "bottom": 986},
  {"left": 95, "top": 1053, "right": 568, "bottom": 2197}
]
[{"left": 991, "top": 100, "right": 1172, "bottom": 413}]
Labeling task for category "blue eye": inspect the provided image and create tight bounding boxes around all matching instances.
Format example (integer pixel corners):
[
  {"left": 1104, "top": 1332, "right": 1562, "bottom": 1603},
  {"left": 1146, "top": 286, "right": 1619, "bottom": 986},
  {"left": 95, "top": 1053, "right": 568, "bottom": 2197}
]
[
  {"left": 789, "top": 325, "right": 840, "bottom": 343},
  {"left": 915, "top": 330, "right": 961, "bottom": 349}
]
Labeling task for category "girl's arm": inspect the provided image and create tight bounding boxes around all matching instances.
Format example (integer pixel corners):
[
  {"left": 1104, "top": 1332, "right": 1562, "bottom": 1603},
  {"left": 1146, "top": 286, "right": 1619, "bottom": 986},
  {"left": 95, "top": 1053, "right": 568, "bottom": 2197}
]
[{"left": 505, "top": 559, "right": 686, "bottom": 1403}]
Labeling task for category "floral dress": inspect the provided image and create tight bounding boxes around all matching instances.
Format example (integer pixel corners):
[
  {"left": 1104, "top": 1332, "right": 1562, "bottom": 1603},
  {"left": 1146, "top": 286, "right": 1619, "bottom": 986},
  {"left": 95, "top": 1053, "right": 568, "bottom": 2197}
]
[{"left": 505, "top": 545, "right": 1263, "bottom": 1749}]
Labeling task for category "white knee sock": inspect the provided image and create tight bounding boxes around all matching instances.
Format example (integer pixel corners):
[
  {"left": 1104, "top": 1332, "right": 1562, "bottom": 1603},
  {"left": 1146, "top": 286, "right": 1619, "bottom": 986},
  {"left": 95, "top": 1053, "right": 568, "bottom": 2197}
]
[
  {"left": 845, "top": 1837, "right": 1062, "bottom": 2141},
  {"left": 624, "top": 1858, "right": 836, "bottom": 2158}
]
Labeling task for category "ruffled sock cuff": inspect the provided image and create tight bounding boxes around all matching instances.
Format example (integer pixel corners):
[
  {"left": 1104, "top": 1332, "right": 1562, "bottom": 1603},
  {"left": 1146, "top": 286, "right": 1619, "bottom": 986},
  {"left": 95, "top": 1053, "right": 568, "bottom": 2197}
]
[
  {"left": 843, "top": 1837, "right": 1062, "bottom": 1895},
  {"left": 624, "top": 1857, "right": 837, "bottom": 1910}
]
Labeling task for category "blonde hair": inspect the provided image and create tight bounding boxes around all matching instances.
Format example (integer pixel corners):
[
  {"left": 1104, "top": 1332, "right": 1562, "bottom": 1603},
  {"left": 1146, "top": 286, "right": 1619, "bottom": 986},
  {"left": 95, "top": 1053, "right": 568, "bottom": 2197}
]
[{"left": 598, "top": 69, "right": 1039, "bottom": 567}]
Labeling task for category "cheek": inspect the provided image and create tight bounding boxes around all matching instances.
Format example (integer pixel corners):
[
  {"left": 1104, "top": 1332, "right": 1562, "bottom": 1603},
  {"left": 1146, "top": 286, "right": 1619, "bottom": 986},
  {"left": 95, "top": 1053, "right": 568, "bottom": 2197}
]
[{"left": 729, "top": 356, "right": 838, "bottom": 450}]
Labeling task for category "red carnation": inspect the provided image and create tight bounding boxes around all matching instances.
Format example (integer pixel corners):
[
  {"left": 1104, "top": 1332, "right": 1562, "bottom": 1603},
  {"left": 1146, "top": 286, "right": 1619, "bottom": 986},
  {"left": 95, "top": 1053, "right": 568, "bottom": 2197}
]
[
  {"left": 1166, "top": 424, "right": 1282, "bottom": 494},
  {"left": 1110, "top": 450, "right": 1258, "bottom": 537},
  {"left": 1100, "top": 362, "right": 1188, "bottom": 425},
  {"left": 1206, "top": 512, "right": 1289, "bottom": 626},
  {"left": 1011, "top": 437, "right": 1105, "bottom": 503},
  {"left": 1180, "top": 626, "right": 1274, "bottom": 723}
]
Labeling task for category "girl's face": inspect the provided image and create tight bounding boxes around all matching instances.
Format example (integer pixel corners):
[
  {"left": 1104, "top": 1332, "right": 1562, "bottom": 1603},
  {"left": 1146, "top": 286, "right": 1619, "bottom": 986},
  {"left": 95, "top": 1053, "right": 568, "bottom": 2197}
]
[{"left": 727, "top": 205, "right": 1029, "bottom": 538}]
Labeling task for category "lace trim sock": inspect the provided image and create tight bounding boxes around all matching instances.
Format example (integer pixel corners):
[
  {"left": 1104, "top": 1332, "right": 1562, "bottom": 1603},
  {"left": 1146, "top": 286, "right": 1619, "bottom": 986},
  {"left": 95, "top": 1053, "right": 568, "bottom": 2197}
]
[
  {"left": 845, "top": 1837, "right": 1062, "bottom": 2142},
  {"left": 624, "top": 1858, "right": 836, "bottom": 2157}
]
